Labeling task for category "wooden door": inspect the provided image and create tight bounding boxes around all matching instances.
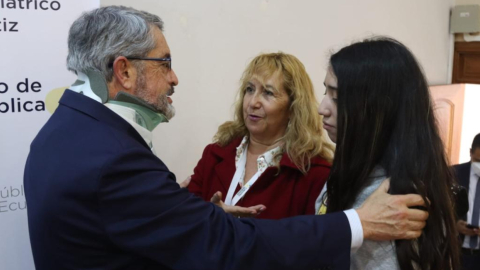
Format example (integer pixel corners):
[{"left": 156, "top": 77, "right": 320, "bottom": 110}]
[
  {"left": 429, "top": 84, "right": 465, "bottom": 164},
  {"left": 453, "top": 42, "right": 480, "bottom": 84}
]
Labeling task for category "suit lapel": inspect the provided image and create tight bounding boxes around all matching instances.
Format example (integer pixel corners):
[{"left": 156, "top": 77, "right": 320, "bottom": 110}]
[{"left": 460, "top": 162, "right": 471, "bottom": 191}]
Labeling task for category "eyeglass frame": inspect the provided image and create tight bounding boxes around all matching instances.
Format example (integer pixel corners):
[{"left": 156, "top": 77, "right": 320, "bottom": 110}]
[{"left": 108, "top": 56, "right": 172, "bottom": 70}]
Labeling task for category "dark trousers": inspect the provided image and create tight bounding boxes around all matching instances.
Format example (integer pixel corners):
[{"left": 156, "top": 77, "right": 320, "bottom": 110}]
[{"left": 462, "top": 248, "right": 480, "bottom": 270}]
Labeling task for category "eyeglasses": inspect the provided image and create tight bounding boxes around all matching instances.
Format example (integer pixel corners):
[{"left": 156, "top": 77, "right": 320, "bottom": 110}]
[
  {"left": 108, "top": 57, "right": 172, "bottom": 70},
  {"left": 126, "top": 57, "right": 172, "bottom": 70}
]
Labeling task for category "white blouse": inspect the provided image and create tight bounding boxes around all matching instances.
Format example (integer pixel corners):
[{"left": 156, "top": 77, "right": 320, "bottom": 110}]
[{"left": 224, "top": 136, "right": 283, "bottom": 206}]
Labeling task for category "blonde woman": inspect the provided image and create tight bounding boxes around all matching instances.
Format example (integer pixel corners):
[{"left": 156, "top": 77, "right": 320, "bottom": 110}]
[{"left": 187, "top": 52, "right": 334, "bottom": 219}]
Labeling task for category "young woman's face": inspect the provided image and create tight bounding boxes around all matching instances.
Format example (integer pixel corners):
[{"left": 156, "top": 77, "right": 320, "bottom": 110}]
[{"left": 318, "top": 67, "right": 338, "bottom": 143}]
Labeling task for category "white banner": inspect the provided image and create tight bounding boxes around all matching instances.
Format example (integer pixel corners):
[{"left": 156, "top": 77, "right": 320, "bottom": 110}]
[{"left": 0, "top": 1, "right": 100, "bottom": 269}]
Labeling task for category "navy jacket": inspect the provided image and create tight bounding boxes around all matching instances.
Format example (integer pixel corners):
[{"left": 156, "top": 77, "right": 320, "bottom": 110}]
[
  {"left": 453, "top": 162, "right": 472, "bottom": 221},
  {"left": 455, "top": 162, "right": 472, "bottom": 192},
  {"left": 24, "top": 90, "right": 351, "bottom": 270}
]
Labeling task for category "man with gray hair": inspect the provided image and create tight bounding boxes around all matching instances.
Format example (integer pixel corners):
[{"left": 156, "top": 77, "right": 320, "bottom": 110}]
[{"left": 24, "top": 5, "right": 428, "bottom": 270}]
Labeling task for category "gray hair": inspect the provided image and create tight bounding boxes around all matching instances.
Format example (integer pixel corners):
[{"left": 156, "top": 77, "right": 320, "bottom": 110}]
[{"left": 66, "top": 6, "right": 164, "bottom": 81}]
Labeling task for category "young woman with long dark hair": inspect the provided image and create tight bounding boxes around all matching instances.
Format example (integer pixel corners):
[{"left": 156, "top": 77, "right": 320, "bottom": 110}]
[{"left": 316, "top": 37, "right": 460, "bottom": 270}]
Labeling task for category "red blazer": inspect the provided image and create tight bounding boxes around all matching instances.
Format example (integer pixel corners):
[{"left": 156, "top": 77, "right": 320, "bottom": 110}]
[{"left": 188, "top": 137, "right": 331, "bottom": 219}]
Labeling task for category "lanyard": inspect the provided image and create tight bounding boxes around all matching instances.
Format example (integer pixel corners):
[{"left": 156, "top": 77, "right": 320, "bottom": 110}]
[{"left": 224, "top": 149, "right": 265, "bottom": 206}]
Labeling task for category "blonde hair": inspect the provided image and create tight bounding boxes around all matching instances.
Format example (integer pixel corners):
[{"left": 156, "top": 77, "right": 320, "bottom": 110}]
[{"left": 214, "top": 52, "right": 334, "bottom": 173}]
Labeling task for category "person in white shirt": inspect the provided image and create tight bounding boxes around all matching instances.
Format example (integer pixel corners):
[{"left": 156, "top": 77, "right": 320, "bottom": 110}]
[{"left": 455, "top": 133, "right": 480, "bottom": 270}]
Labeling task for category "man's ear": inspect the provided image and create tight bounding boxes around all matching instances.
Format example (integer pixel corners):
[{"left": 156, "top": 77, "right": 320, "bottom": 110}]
[{"left": 112, "top": 56, "right": 137, "bottom": 91}]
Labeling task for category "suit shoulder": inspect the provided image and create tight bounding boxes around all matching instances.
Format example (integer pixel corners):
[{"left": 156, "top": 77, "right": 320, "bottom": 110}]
[
  {"left": 453, "top": 162, "right": 469, "bottom": 168},
  {"left": 453, "top": 162, "right": 470, "bottom": 172}
]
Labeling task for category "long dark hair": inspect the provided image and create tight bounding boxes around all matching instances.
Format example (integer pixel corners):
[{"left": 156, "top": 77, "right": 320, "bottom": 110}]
[{"left": 325, "top": 37, "right": 459, "bottom": 270}]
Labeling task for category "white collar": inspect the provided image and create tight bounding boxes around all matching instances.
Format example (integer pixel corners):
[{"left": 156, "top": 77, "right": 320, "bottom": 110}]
[
  {"left": 235, "top": 136, "right": 283, "bottom": 171},
  {"left": 69, "top": 72, "right": 155, "bottom": 154},
  {"left": 225, "top": 136, "right": 283, "bottom": 206},
  {"left": 69, "top": 72, "right": 103, "bottom": 102},
  {"left": 104, "top": 103, "right": 154, "bottom": 153}
]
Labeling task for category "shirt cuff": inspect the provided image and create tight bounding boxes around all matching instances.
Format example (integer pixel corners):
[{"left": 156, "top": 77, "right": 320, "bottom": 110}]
[{"left": 344, "top": 209, "right": 363, "bottom": 251}]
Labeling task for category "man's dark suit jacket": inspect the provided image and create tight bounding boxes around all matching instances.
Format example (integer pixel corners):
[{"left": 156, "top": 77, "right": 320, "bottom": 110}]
[
  {"left": 453, "top": 161, "right": 473, "bottom": 245},
  {"left": 454, "top": 162, "right": 472, "bottom": 221},
  {"left": 24, "top": 90, "right": 351, "bottom": 270},
  {"left": 455, "top": 162, "right": 472, "bottom": 190}
]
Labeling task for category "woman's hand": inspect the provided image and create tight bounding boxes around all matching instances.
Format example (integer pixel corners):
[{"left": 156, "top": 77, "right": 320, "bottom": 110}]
[{"left": 210, "top": 191, "right": 266, "bottom": 218}]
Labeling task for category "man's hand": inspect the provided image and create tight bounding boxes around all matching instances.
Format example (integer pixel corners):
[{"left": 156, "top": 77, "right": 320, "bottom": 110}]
[
  {"left": 457, "top": 220, "right": 480, "bottom": 236},
  {"left": 210, "top": 191, "right": 266, "bottom": 218},
  {"left": 356, "top": 180, "right": 429, "bottom": 241},
  {"left": 179, "top": 176, "right": 191, "bottom": 188}
]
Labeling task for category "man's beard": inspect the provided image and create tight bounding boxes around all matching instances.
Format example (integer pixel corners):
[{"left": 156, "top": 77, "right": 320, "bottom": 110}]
[{"left": 135, "top": 73, "right": 176, "bottom": 120}]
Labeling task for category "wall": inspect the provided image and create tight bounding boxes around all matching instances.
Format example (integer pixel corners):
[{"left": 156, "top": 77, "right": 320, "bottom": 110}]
[
  {"left": 460, "top": 85, "right": 480, "bottom": 162},
  {"left": 100, "top": 0, "right": 455, "bottom": 181},
  {"left": 456, "top": 0, "right": 480, "bottom": 5}
]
